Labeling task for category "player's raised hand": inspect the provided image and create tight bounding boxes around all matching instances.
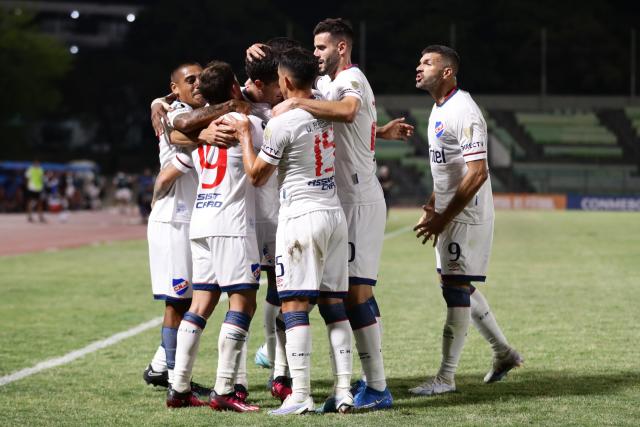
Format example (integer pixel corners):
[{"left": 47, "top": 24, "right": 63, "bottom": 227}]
[
  {"left": 198, "top": 119, "right": 238, "bottom": 148},
  {"left": 151, "top": 101, "right": 170, "bottom": 137},
  {"left": 377, "top": 117, "right": 414, "bottom": 141},
  {"left": 246, "top": 43, "right": 267, "bottom": 62},
  {"left": 272, "top": 98, "right": 297, "bottom": 117}
]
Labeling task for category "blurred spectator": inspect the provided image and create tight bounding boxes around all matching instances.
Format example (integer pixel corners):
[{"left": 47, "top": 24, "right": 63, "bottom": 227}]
[
  {"left": 113, "top": 172, "right": 133, "bottom": 214},
  {"left": 25, "top": 160, "right": 46, "bottom": 223},
  {"left": 378, "top": 165, "right": 394, "bottom": 218}
]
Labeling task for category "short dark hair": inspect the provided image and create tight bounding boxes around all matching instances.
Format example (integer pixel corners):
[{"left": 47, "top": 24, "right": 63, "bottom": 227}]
[
  {"left": 421, "top": 45, "right": 460, "bottom": 73},
  {"left": 199, "top": 60, "right": 235, "bottom": 104},
  {"left": 170, "top": 62, "right": 202, "bottom": 82},
  {"left": 245, "top": 45, "right": 278, "bottom": 84},
  {"left": 313, "top": 18, "right": 354, "bottom": 43},
  {"left": 266, "top": 37, "right": 302, "bottom": 53},
  {"left": 278, "top": 47, "right": 319, "bottom": 89}
]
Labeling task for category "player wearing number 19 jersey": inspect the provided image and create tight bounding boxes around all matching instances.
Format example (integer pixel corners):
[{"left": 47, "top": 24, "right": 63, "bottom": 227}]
[
  {"left": 230, "top": 47, "right": 354, "bottom": 415},
  {"left": 168, "top": 61, "right": 262, "bottom": 412},
  {"left": 410, "top": 45, "right": 523, "bottom": 397}
]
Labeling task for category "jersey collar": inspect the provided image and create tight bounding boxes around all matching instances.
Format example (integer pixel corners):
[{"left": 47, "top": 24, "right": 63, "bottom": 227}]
[{"left": 436, "top": 86, "right": 459, "bottom": 107}]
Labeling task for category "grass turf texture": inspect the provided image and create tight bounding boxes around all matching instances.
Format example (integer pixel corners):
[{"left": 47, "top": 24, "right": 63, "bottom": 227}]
[{"left": 1, "top": 209, "right": 639, "bottom": 426}]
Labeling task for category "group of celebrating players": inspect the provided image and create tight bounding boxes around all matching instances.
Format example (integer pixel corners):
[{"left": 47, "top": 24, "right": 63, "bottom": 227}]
[{"left": 141, "top": 17, "right": 523, "bottom": 416}]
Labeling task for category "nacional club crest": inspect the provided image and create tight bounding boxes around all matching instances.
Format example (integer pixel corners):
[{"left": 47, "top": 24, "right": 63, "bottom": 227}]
[
  {"left": 435, "top": 121, "right": 445, "bottom": 138},
  {"left": 172, "top": 278, "right": 190, "bottom": 295},
  {"left": 251, "top": 263, "right": 261, "bottom": 281}
]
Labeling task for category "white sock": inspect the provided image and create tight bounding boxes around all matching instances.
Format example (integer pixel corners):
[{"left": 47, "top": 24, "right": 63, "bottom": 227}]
[
  {"left": 437, "top": 307, "right": 471, "bottom": 384},
  {"left": 235, "top": 332, "right": 249, "bottom": 389},
  {"left": 215, "top": 323, "right": 248, "bottom": 395},
  {"left": 150, "top": 345, "right": 167, "bottom": 372},
  {"left": 353, "top": 324, "right": 386, "bottom": 391},
  {"left": 470, "top": 288, "right": 510, "bottom": 355},
  {"left": 264, "top": 302, "right": 280, "bottom": 366},
  {"left": 173, "top": 320, "right": 203, "bottom": 393},
  {"left": 326, "top": 320, "right": 352, "bottom": 395},
  {"left": 285, "top": 325, "right": 312, "bottom": 401},
  {"left": 273, "top": 318, "right": 289, "bottom": 378}
]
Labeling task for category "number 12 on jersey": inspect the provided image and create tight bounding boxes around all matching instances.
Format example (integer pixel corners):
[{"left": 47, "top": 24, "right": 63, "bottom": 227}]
[{"left": 314, "top": 130, "right": 335, "bottom": 177}]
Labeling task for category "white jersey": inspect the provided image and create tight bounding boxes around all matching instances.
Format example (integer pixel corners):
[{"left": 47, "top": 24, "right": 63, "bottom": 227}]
[
  {"left": 241, "top": 88, "right": 280, "bottom": 223},
  {"left": 258, "top": 108, "right": 341, "bottom": 219},
  {"left": 316, "top": 66, "right": 384, "bottom": 206},
  {"left": 186, "top": 112, "right": 263, "bottom": 239},
  {"left": 148, "top": 100, "right": 198, "bottom": 223},
  {"left": 427, "top": 88, "right": 494, "bottom": 224}
]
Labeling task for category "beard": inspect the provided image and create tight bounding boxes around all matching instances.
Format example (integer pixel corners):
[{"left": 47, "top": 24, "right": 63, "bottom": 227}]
[{"left": 320, "top": 54, "right": 340, "bottom": 77}]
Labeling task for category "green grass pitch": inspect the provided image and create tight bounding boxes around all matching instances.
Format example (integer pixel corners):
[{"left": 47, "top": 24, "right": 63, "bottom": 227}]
[{"left": 1, "top": 209, "right": 639, "bottom": 426}]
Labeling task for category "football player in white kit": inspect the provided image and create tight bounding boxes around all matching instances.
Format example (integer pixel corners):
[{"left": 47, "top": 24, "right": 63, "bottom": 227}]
[
  {"left": 165, "top": 61, "right": 263, "bottom": 412},
  {"left": 411, "top": 45, "right": 523, "bottom": 396},
  {"left": 143, "top": 62, "right": 209, "bottom": 402},
  {"left": 226, "top": 47, "right": 354, "bottom": 415},
  {"left": 263, "top": 18, "right": 413, "bottom": 410}
]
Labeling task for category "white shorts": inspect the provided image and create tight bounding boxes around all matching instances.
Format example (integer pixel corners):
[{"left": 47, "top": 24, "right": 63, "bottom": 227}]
[
  {"left": 275, "top": 209, "right": 348, "bottom": 299},
  {"left": 191, "top": 235, "right": 260, "bottom": 293},
  {"left": 342, "top": 200, "right": 386, "bottom": 285},
  {"left": 256, "top": 219, "right": 277, "bottom": 269},
  {"left": 435, "top": 220, "right": 494, "bottom": 283},
  {"left": 147, "top": 220, "right": 193, "bottom": 301}
]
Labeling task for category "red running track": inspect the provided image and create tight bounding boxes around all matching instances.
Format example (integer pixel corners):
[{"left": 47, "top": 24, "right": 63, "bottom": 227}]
[{"left": 0, "top": 210, "right": 147, "bottom": 256}]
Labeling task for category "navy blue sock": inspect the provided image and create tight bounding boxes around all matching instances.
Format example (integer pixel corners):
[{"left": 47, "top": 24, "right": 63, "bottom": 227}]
[
  {"left": 442, "top": 286, "right": 471, "bottom": 307},
  {"left": 319, "top": 303, "right": 348, "bottom": 325},
  {"left": 161, "top": 327, "right": 178, "bottom": 370},
  {"left": 282, "top": 311, "right": 310, "bottom": 330},
  {"left": 346, "top": 302, "right": 377, "bottom": 330}
]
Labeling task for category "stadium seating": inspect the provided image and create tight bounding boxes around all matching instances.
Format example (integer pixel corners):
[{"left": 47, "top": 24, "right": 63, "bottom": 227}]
[
  {"left": 375, "top": 105, "right": 413, "bottom": 160},
  {"left": 624, "top": 107, "right": 640, "bottom": 137},
  {"left": 514, "top": 163, "right": 640, "bottom": 194},
  {"left": 515, "top": 111, "right": 621, "bottom": 159}
]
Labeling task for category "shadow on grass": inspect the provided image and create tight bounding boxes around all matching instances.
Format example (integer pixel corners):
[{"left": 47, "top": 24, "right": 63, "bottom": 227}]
[{"left": 384, "top": 370, "right": 640, "bottom": 409}]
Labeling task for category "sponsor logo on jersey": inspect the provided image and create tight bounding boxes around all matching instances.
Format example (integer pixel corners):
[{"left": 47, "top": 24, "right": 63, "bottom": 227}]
[
  {"left": 172, "top": 278, "right": 190, "bottom": 295},
  {"left": 429, "top": 147, "right": 447, "bottom": 164},
  {"left": 435, "top": 121, "right": 445, "bottom": 138},
  {"left": 461, "top": 141, "right": 484, "bottom": 151},
  {"left": 251, "top": 263, "right": 261, "bottom": 281},
  {"left": 195, "top": 192, "right": 223, "bottom": 208},
  {"left": 305, "top": 119, "right": 331, "bottom": 133},
  {"left": 307, "top": 176, "right": 336, "bottom": 190}
]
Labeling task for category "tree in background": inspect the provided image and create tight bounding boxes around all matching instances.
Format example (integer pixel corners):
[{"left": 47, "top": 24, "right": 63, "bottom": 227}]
[{"left": 0, "top": 8, "right": 72, "bottom": 156}]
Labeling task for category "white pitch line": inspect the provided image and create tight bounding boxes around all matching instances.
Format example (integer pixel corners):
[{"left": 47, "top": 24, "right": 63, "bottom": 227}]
[
  {"left": 0, "top": 317, "right": 163, "bottom": 387},
  {"left": 384, "top": 225, "right": 412, "bottom": 240},
  {"left": 0, "top": 228, "right": 410, "bottom": 388}
]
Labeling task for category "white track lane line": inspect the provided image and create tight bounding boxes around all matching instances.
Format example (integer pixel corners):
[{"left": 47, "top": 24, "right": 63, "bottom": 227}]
[{"left": 0, "top": 226, "right": 412, "bottom": 387}]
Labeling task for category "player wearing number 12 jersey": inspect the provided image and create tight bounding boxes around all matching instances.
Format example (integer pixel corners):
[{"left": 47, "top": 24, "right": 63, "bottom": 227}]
[{"left": 227, "top": 47, "right": 354, "bottom": 415}]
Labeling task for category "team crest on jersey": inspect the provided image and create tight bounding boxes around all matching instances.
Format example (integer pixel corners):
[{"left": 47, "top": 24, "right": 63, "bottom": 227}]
[
  {"left": 435, "top": 121, "right": 445, "bottom": 138},
  {"left": 251, "top": 263, "right": 261, "bottom": 281},
  {"left": 172, "top": 278, "right": 190, "bottom": 295}
]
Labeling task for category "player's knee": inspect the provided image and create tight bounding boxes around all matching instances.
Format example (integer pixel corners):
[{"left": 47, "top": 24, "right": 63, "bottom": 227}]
[
  {"left": 346, "top": 284, "right": 373, "bottom": 307},
  {"left": 318, "top": 302, "right": 348, "bottom": 325},
  {"left": 346, "top": 301, "right": 377, "bottom": 330},
  {"left": 441, "top": 284, "right": 471, "bottom": 308}
]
